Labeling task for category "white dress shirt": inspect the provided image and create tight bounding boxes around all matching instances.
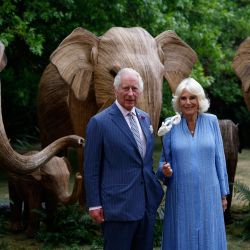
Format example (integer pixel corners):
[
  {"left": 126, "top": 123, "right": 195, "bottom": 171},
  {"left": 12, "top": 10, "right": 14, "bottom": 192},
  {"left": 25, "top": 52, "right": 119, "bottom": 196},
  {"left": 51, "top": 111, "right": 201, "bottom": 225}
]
[{"left": 115, "top": 100, "right": 146, "bottom": 157}]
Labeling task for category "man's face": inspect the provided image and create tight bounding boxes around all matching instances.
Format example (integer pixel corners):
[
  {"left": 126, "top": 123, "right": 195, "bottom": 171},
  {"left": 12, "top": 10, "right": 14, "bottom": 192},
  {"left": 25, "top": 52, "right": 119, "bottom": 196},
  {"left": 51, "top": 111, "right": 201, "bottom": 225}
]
[{"left": 114, "top": 74, "right": 142, "bottom": 111}]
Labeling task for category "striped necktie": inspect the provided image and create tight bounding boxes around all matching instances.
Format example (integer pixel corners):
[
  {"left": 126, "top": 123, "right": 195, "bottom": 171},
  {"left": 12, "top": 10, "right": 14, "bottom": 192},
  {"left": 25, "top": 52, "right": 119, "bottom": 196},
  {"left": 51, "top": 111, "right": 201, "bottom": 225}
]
[{"left": 128, "top": 112, "right": 143, "bottom": 157}]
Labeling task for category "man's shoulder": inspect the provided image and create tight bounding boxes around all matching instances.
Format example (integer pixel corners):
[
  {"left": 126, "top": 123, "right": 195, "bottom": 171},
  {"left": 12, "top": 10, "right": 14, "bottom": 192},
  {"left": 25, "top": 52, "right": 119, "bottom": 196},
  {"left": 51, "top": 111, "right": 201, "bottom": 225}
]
[
  {"left": 92, "top": 104, "right": 114, "bottom": 120},
  {"left": 135, "top": 108, "right": 149, "bottom": 118}
]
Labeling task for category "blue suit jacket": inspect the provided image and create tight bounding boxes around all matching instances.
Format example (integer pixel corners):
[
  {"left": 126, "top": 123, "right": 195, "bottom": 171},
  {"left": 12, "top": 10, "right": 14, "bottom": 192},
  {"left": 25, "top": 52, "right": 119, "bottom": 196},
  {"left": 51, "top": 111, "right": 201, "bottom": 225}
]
[{"left": 84, "top": 103, "right": 163, "bottom": 221}]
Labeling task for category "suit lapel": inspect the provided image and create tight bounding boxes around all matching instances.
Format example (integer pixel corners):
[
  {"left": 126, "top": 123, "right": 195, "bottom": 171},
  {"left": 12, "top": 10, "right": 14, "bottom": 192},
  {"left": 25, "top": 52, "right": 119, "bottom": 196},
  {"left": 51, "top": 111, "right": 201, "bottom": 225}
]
[
  {"left": 136, "top": 109, "right": 150, "bottom": 143},
  {"left": 109, "top": 103, "right": 138, "bottom": 147},
  {"left": 136, "top": 109, "right": 152, "bottom": 158}
]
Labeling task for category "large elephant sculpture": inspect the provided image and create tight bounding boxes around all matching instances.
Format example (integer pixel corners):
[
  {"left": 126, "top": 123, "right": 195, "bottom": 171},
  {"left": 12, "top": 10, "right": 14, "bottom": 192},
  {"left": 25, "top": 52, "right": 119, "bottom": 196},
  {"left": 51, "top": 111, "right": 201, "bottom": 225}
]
[
  {"left": 219, "top": 119, "right": 240, "bottom": 224},
  {"left": 232, "top": 37, "right": 250, "bottom": 111},
  {"left": 8, "top": 154, "right": 82, "bottom": 238},
  {"left": 0, "top": 41, "right": 84, "bottom": 174},
  {"left": 38, "top": 27, "right": 197, "bottom": 185}
]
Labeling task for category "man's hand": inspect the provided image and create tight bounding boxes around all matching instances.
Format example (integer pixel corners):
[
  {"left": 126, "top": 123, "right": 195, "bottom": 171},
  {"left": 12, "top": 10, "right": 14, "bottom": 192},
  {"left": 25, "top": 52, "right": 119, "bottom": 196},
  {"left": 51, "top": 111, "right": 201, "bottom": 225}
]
[
  {"left": 89, "top": 208, "right": 104, "bottom": 224},
  {"left": 162, "top": 162, "right": 173, "bottom": 177}
]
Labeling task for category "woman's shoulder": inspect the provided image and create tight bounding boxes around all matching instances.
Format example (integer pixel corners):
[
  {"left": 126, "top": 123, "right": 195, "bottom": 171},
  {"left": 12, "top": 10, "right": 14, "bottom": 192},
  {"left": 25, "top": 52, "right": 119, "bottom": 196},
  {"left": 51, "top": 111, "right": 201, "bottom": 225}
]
[{"left": 200, "top": 112, "right": 218, "bottom": 122}]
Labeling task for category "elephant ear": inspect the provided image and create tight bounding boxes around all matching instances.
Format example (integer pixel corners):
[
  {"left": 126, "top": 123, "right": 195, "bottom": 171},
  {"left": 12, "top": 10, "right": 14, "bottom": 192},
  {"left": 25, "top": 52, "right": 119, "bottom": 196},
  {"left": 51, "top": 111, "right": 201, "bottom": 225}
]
[
  {"left": 0, "top": 42, "right": 7, "bottom": 72},
  {"left": 50, "top": 27, "right": 99, "bottom": 101},
  {"left": 155, "top": 31, "right": 197, "bottom": 92},
  {"left": 232, "top": 37, "right": 250, "bottom": 110}
]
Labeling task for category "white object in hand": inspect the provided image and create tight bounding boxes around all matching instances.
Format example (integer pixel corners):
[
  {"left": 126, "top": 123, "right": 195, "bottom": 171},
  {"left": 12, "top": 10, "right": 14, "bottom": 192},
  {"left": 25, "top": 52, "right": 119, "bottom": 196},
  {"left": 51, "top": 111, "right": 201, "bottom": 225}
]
[{"left": 157, "top": 113, "right": 181, "bottom": 136}]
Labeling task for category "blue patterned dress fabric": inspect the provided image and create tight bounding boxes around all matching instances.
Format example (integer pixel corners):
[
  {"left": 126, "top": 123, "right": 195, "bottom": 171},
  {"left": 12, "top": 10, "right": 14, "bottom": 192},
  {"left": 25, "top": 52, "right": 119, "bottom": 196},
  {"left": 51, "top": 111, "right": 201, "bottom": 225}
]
[
  {"left": 128, "top": 112, "right": 143, "bottom": 157},
  {"left": 157, "top": 113, "right": 229, "bottom": 250}
]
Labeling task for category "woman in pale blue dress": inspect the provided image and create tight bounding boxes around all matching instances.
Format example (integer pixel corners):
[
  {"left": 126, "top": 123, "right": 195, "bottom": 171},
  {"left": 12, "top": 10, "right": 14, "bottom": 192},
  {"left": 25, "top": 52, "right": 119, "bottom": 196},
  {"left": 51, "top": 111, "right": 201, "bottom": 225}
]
[{"left": 157, "top": 77, "right": 229, "bottom": 250}]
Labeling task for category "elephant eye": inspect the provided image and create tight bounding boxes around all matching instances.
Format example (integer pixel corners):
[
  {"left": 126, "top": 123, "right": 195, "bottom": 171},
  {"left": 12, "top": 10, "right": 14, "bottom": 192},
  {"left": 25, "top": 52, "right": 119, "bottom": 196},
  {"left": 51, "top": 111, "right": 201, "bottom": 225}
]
[{"left": 109, "top": 69, "right": 117, "bottom": 78}]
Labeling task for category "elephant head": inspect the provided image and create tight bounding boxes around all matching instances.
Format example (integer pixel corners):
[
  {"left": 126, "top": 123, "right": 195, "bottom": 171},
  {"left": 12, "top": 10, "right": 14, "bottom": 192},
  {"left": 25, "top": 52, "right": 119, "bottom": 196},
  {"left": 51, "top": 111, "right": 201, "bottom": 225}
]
[
  {"left": 27, "top": 154, "right": 82, "bottom": 205},
  {"left": 0, "top": 41, "right": 84, "bottom": 174},
  {"left": 8, "top": 153, "right": 82, "bottom": 237},
  {"left": 232, "top": 37, "right": 250, "bottom": 111},
  {"left": 38, "top": 27, "right": 197, "bottom": 148}
]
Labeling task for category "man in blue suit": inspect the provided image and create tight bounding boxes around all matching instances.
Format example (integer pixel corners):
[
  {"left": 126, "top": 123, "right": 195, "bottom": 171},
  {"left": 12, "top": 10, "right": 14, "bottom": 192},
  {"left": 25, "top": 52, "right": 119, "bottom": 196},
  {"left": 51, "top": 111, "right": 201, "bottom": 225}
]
[{"left": 84, "top": 68, "right": 163, "bottom": 250}]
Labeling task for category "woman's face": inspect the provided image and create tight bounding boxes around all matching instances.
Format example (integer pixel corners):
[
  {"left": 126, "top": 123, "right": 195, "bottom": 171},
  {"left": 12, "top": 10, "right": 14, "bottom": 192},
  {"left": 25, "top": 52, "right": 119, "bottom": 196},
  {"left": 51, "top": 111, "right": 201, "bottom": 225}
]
[{"left": 179, "top": 89, "right": 199, "bottom": 117}]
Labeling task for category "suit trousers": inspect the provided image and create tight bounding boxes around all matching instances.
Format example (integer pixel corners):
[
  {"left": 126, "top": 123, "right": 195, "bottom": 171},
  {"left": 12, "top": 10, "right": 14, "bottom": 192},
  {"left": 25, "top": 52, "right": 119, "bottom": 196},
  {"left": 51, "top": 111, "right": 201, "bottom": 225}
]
[{"left": 102, "top": 209, "right": 156, "bottom": 250}]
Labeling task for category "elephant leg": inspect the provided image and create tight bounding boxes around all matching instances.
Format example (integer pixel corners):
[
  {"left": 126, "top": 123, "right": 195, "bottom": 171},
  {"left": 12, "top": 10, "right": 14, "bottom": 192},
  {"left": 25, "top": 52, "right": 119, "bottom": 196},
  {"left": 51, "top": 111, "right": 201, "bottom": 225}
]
[
  {"left": 25, "top": 183, "right": 42, "bottom": 238},
  {"left": 23, "top": 198, "right": 30, "bottom": 229},
  {"left": 43, "top": 192, "right": 58, "bottom": 231},
  {"left": 224, "top": 158, "right": 238, "bottom": 224},
  {"left": 8, "top": 178, "right": 24, "bottom": 232}
]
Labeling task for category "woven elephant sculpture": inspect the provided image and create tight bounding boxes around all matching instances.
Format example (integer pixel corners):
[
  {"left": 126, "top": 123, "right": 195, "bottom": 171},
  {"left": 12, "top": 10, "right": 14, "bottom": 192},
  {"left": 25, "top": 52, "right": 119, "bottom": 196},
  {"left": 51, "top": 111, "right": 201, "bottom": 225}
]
[
  {"left": 38, "top": 27, "right": 197, "bottom": 203},
  {"left": 219, "top": 119, "right": 240, "bottom": 224},
  {"left": 232, "top": 37, "right": 250, "bottom": 111},
  {"left": 8, "top": 154, "right": 82, "bottom": 238},
  {"left": 0, "top": 41, "right": 84, "bottom": 174},
  {"left": 0, "top": 42, "right": 84, "bottom": 236}
]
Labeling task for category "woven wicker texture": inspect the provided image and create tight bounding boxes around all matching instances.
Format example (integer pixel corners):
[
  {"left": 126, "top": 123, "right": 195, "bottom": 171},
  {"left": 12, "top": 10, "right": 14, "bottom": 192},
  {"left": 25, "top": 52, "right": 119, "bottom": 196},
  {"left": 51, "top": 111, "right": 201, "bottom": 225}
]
[
  {"left": 38, "top": 27, "right": 197, "bottom": 150},
  {"left": 0, "top": 42, "right": 84, "bottom": 173},
  {"left": 232, "top": 37, "right": 250, "bottom": 111}
]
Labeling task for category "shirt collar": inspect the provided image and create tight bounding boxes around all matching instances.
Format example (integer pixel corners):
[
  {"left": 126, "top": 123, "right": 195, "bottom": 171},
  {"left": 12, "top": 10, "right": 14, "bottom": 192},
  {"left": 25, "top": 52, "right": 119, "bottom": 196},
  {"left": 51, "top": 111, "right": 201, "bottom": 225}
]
[{"left": 115, "top": 100, "right": 136, "bottom": 117}]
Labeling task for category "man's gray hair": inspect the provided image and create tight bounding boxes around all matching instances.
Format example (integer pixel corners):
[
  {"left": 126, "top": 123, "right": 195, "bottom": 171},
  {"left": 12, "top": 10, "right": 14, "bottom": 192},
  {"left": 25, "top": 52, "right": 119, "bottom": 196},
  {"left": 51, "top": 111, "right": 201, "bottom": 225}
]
[
  {"left": 172, "top": 77, "right": 210, "bottom": 113},
  {"left": 113, "top": 68, "right": 144, "bottom": 92}
]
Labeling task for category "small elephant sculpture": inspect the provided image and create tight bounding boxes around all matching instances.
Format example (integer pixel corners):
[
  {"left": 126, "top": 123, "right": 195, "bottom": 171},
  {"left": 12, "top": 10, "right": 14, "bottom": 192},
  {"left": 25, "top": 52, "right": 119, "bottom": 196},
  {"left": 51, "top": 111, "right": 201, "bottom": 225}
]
[
  {"left": 219, "top": 119, "right": 240, "bottom": 224},
  {"left": 8, "top": 154, "right": 82, "bottom": 238},
  {"left": 232, "top": 37, "right": 250, "bottom": 111},
  {"left": 38, "top": 27, "right": 197, "bottom": 198}
]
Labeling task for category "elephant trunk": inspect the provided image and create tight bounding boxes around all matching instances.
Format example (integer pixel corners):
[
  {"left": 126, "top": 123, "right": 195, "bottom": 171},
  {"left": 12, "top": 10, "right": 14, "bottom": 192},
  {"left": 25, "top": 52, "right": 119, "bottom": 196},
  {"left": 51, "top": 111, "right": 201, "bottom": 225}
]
[
  {"left": 58, "top": 172, "right": 83, "bottom": 205},
  {"left": 0, "top": 81, "right": 84, "bottom": 174}
]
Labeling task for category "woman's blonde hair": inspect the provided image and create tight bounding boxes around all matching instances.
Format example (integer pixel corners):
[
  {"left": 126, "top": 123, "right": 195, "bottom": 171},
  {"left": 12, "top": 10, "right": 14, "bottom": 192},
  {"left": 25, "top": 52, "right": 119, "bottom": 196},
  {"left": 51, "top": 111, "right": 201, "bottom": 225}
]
[{"left": 172, "top": 77, "right": 210, "bottom": 113}]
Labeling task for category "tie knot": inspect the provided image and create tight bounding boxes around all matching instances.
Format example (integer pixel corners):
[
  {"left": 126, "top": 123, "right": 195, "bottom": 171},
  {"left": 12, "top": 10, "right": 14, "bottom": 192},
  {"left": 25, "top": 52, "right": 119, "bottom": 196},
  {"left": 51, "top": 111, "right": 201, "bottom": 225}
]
[{"left": 127, "top": 112, "right": 134, "bottom": 117}]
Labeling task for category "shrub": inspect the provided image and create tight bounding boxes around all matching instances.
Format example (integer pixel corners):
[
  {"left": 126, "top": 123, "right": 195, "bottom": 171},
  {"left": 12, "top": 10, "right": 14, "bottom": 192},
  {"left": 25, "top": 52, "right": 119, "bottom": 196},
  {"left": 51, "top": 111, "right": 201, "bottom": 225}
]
[
  {"left": 36, "top": 204, "right": 101, "bottom": 247},
  {"left": 154, "top": 204, "right": 164, "bottom": 247},
  {"left": 234, "top": 181, "right": 250, "bottom": 240},
  {"left": 0, "top": 199, "right": 11, "bottom": 236}
]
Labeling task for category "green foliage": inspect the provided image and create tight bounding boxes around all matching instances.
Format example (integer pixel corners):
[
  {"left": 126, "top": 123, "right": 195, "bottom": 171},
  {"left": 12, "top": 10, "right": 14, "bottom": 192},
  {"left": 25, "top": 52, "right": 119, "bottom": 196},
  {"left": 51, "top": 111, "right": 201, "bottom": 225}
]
[
  {"left": 73, "top": 0, "right": 166, "bottom": 35},
  {"left": 0, "top": 199, "right": 10, "bottom": 236},
  {"left": 35, "top": 204, "right": 101, "bottom": 247},
  {"left": 161, "top": 81, "right": 175, "bottom": 120},
  {"left": 234, "top": 181, "right": 250, "bottom": 208},
  {"left": 234, "top": 181, "right": 250, "bottom": 240},
  {"left": 0, "top": 215, "right": 8, "bottom": 236},
  {"left": 0, "top": 240, "right": 11, "bottom": 250},
  {"left": 0, "top": 0, "right": 79, "bottom": 54},
  {"left": 161, "top": 0, "right": 249, "bottom": 103},
  {"left": 153, "top": 204, "right": 164, "bottom": 247},
  {"left": 34, "top": 201, "right": 164, "bottom": 248}
]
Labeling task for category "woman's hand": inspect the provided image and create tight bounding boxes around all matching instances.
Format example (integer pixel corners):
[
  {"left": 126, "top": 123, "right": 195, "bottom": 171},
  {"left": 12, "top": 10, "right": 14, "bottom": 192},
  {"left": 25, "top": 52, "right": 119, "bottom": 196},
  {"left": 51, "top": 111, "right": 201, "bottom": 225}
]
[
  {"left": 162, "top": 162, "right": 173, "bottom": 177},
  {"left": 222, "top": 197, "right": 227, "bottom": 212}
]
